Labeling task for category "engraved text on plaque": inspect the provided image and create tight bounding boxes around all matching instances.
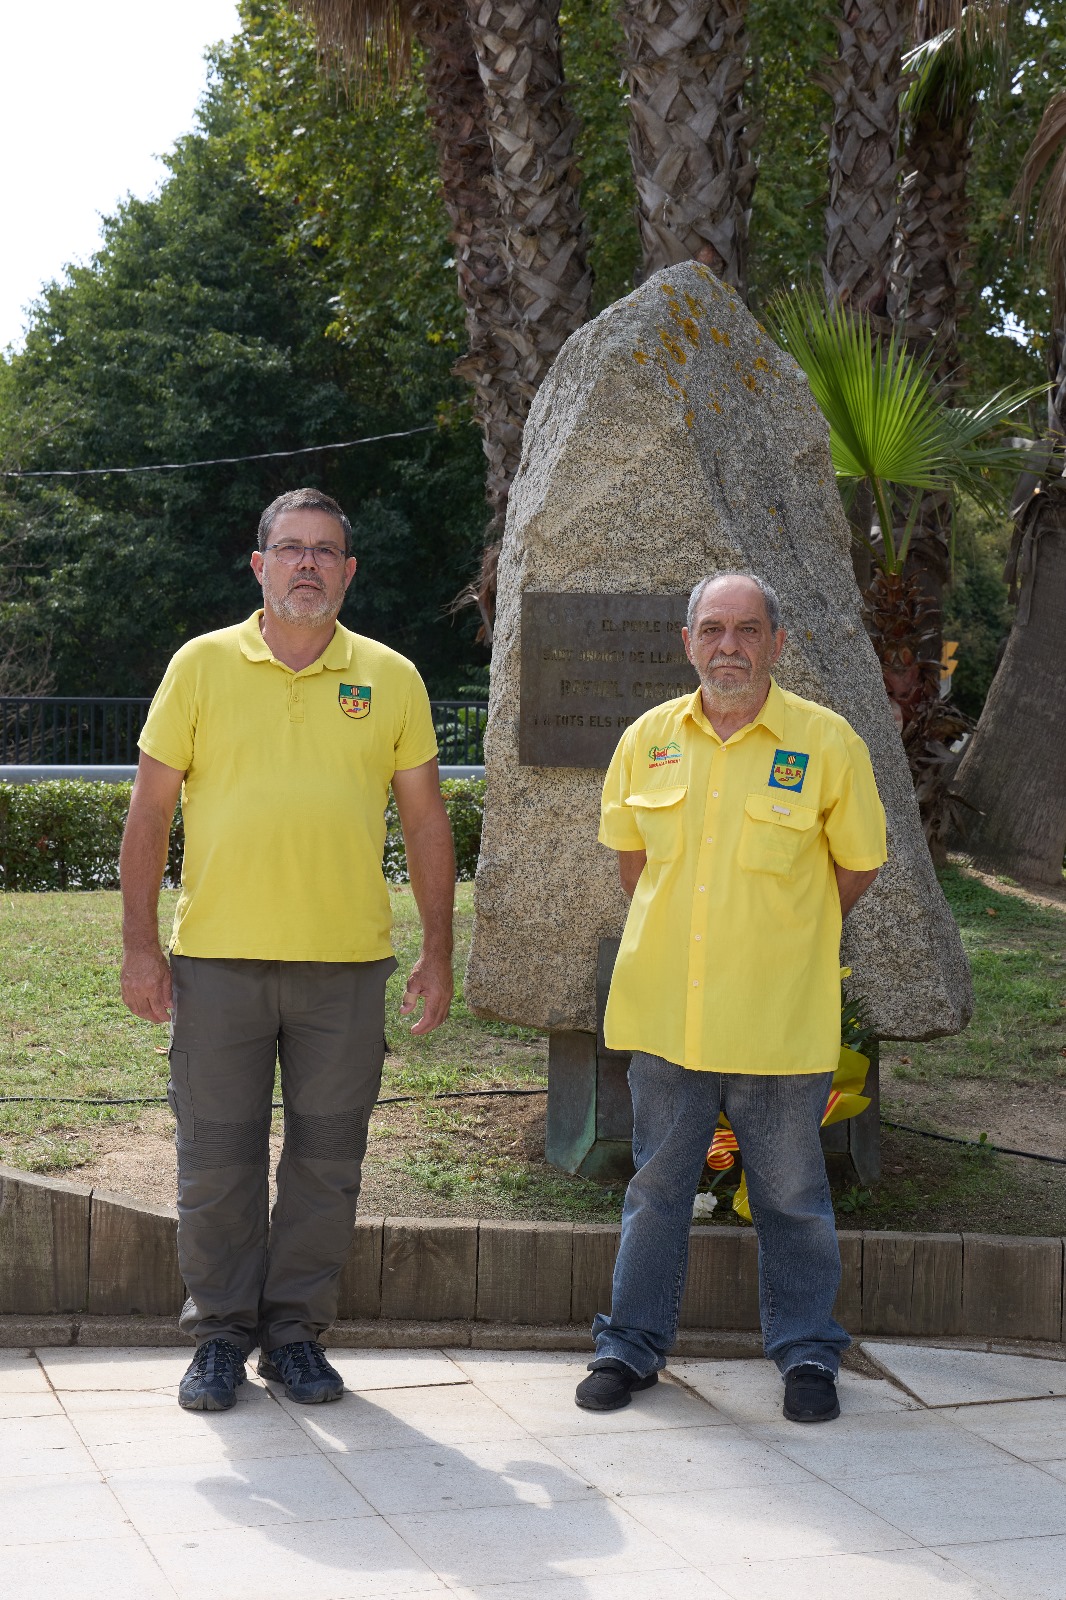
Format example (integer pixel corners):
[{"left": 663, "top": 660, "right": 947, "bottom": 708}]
[{"left": 519, "top": 592, "right": 699, "bottom": 767}]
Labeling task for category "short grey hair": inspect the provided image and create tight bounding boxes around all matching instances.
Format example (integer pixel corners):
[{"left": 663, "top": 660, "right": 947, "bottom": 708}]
[
  {"left": 687, "top": 572, "right": 783, "bottom": 634},
  {"left": 257, "top": 487, "right": 353, "bottom": 556}
]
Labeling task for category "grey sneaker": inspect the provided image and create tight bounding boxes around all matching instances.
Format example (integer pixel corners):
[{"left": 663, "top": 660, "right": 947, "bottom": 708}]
[
  {"left": 178, "top": 1339, "right": 246, "bottom": 1411},
  {"left": 257, "top": 1340, "right": 343, "bottom": 1404}
]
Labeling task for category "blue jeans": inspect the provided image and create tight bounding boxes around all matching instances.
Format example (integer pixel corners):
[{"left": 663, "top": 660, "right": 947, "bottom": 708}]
[{"left": 592, "top": 1052, "right": 848, "bottom": 1380}]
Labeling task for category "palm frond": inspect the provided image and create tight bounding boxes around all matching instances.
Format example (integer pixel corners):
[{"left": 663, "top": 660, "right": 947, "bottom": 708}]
[
  {"left": 767, "top": 286, "right": 1044, "bottom": 569},
  {"left": 902, "top": 1, "right": 1010, "bottom": 122},
  {"left": 1011, "top": 90, "right": 1066, "bottom": 329},
  {"left": 292, "top": 0, "right": 416, "bottom": 89}
]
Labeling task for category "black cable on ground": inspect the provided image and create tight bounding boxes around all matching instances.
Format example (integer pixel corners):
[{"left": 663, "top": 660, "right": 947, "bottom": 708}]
[
  {"left": 2, "top": 1092, "right": 1062, "bottom": 1167},
  {"left": 880, "top": 1117, "right": 1066, "bottom": 1167}
]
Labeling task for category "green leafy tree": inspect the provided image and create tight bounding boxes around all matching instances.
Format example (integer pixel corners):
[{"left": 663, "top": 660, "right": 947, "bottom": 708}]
[{"left": 0, "top": 51, "right": 485, "bottom": 696}]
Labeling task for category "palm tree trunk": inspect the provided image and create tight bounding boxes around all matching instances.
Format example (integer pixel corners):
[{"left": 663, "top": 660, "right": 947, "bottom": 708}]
[
  {"left": 412, "top": 1, "right": 526, "bottom": 538},
  {"left": 622, "top": 0, "right": 759, "bottom": 295},
  {"left": 821, "top": 1, "right": 906, "bottom": 315},
  {"left": 952, "top": 480, "right": 1066, "bottom": 884},
  {"left": 464, "top": 0, "right": 592, "bottom": 397},
  {"left": 462, "top": 0, "right": 592, "bottom": 635}
]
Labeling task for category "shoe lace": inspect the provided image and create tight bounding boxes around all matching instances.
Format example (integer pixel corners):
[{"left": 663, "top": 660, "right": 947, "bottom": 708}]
[
  {"left": 271, "top": 1340, "right": 332, "bottom": 1382},
  {"left": 193, "top": 1339, "right": 244, "bottom": 1382}
]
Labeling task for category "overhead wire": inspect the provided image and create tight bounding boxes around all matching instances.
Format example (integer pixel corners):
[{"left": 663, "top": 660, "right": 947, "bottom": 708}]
[{"left": 0, "top": 423, "right": 439, "bottom": 479}]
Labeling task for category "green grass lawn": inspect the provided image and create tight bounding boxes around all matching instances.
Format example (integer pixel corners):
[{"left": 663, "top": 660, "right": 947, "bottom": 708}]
[{"left": 0, "top": 866, "right": 1063, "bottom": 1230}]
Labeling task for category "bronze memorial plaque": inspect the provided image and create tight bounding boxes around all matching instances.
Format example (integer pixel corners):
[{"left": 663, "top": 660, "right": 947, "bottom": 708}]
[{"left": 519, "top": 592, "right": 699, "bottom": 767}]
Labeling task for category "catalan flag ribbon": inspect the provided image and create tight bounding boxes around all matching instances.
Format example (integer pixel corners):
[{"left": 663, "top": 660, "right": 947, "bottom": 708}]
[{"left": 707, "top": 1043, "right": 873, "bottom": 1224}]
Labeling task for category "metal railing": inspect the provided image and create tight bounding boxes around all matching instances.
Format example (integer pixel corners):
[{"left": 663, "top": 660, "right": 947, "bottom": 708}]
[{"left": 1, "top": 696, "right": 488, "bottom": 767}]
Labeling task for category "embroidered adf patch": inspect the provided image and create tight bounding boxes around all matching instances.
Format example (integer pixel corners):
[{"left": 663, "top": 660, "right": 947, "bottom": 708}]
[
  {"left": 338, "top": 683, "right": 372, "bottom": 720},
  {"left": 768, "top": 748, "right": 809, "bottom": 791}
]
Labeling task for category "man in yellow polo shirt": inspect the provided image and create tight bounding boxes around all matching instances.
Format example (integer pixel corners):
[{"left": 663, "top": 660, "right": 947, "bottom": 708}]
[
  {"left": 575, "top": 572, "right": 886, "bottom": 1424},
  {"left": 119, "top": 487, "right": 454, "bottom": 1412}
]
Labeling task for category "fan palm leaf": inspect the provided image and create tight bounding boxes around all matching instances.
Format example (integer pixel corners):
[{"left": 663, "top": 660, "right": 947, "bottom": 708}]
[{"left": 768, "top": 287, "right": 1044, "bottom": 570}]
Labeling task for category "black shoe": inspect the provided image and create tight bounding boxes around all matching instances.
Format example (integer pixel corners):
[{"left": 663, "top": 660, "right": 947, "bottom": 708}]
[
  {"left": 575, "top": 1360, "right": 659, "bottom": 1412},
  {"left": 783, "top": 1363, "right": 840, "bottom": 1423},
  {"left": 178, "top": 1339, "right": 246, "bottom": 1411},
  {"left": 257, "top": 1340, "right": 344, "bottom": 1404}
]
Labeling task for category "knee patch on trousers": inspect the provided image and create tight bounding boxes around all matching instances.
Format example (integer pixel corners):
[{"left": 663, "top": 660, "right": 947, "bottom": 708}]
[
  {"left": 286, "top": 1106, "right": 368, "bottom": 1162},
  {"left": 177, "top": 1114, "right": 271, "bottom": 1170}
]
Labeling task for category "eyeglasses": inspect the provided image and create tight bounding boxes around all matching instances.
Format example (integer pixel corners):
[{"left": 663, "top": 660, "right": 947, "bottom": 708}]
[{"left": 263, "top": 541, "right": 346, "bottom": 569}]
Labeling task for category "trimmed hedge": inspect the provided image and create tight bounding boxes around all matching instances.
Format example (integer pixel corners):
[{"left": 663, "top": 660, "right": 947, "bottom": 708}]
[{"left": 0, "top": 778, "right": 485, "bottom": 891}]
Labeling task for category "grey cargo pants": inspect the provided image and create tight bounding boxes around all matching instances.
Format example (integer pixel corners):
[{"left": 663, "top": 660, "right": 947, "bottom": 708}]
[{"left": 168, "top": 954, "right": 394, "bottom": 1355}]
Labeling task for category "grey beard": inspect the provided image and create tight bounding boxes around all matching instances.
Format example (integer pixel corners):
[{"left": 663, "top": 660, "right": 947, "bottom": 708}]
[
  {"left": 271, "top": 585, "right": 337, "bottom": 627},
  {"left": 701, "top": 669, "right": 755, "bottom": 707}
]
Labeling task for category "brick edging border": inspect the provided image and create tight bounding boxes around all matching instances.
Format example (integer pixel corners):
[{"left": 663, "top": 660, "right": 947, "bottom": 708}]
[{"left": 1, "top": 1164, "right": 1063, "bottom": 1344}]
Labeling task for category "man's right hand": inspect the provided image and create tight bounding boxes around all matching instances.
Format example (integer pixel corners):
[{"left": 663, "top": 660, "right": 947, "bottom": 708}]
[{"left": 121, "top": 944, "right": 173, "bottom": 1024}]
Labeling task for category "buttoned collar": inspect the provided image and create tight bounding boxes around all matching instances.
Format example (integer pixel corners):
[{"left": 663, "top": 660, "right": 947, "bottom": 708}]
[
  {"left": 236, "top": 611, "right": 353, "bottom": 675},
  {"left": 683, "top": 676, "right": 786, "bottom": 745}
]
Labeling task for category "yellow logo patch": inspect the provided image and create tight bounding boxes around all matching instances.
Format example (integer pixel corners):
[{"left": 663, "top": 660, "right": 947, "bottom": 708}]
[{"left": 339, "top": 683, "right": 371, "bottom": 720}]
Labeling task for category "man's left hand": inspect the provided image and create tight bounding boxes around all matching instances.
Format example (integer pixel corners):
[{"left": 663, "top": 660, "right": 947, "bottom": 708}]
[{"left": 400, "top": 950, "right": 454, "bottom": 1035}]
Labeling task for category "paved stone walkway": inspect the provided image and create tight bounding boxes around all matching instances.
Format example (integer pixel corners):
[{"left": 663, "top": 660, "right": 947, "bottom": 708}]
[{"left": 3, "top": 1342, "right": 1066, "bottom": 1599}]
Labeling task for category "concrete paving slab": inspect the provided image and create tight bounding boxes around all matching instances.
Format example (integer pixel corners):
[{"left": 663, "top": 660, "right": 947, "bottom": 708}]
[
  {"left": 0, "top": 1470, "right": 132, "bottom": 1546},
  {"left": 671, "top": 1357, "right": 918, "bottom": 1422},
  {"left": 541, "top": 1422, "right": 811, "bottom": 1496},
  {"left": 38, "top": 1347, "right": 194, "bottom": 1390},
  {"left": 107, "top": 1450, "right": 376, "bottom": 1536},
  {"left": 743, "top": 1408, "right": 1012, "bottom": 1482},
  {"left": 0, "top": 1351, "right": 49, "bottom": 1392},
  {"left": 447, "top": 1572, "right": 723, "bottom": 1600},
  {"left": 710, "top": 1547, "right": 1002, "bottom": 1599},
  {"left": 12, "top": 1342, "right": 1066, "bottom": 1600},
  {"left": 332, "top": 1437, "right": 596, "bottom": 1515},
  {"left": 862, "top": 1343, "right": 1066, "bottom": 1406},
  {"left": 290, "top": 1382, "right": 532, "bottom": 1454},
  {"left": 0, "top": 1413, "right": 97, "bottom": 1477},
  {"left": 2, "top": 1533, "right": 178, "bottom": 1600},
  {"left": 474, "top": 1373, "right": 719, "bottom": 1435},
  {"left": 942, "top": 1397, "right": 1066, "bottom": 1461},
  {"left": 383, "top": 1498, "right": 686, "bottom": 1587},
  {"left": 936, "top": 1533, "right": 1066, "bottom": 1600},
  {"left": 145, "top": 1516, "right": 447, "bottom": 1599},
  {"left": 844, "top": 1460, "right": 1066, "bottom": 1546},
  {"left": 621, "top": 1478, "right": 918, "bottom": 1565},
  {"left": 443, "top": 1349, "right": 595, "bottom": 1382},
  {"left": 0, "top": 1390, "right": 63, "bottom": 1418}
]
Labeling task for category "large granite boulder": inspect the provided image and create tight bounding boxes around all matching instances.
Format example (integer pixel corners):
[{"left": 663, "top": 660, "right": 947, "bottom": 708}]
[{"left": 465, "top": 262, "right": 972, "bottom": 1041}]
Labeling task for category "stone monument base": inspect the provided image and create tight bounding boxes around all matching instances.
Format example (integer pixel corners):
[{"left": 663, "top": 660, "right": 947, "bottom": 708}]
[{"left": 545, "top": 942, "right": 881, "bottom": 1188}]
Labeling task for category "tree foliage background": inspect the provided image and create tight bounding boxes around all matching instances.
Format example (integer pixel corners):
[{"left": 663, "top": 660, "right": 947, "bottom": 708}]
[{"left": 0, "top": 0, "right": 1061, "bottom": 700}]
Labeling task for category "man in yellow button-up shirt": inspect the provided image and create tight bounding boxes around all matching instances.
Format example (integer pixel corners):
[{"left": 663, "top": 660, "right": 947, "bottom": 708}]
[{"left": 575, "top": 573, "right": 887, "bottom": 1424}]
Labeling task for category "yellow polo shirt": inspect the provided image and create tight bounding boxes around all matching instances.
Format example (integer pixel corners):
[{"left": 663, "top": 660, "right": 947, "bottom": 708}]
[
  {"left": 599, "top": 680, "right": 887, "bottom": 1074},
  {"left": 138, "top": 612, "right": 438, "bottom": 961}
]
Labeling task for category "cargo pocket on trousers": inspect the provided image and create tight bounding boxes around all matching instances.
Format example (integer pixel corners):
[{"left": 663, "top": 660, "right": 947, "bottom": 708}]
[{"left": 167, "top": 1049, "right": 195, "bottom": 1140}]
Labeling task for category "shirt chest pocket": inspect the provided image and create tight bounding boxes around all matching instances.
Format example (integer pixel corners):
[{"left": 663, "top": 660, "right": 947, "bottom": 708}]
[
  {"left": 737, "top": 793, "right": 819, "bottom": 876},
  {"left": 625, "top": 786, "right": 687, "bottom": 863}
]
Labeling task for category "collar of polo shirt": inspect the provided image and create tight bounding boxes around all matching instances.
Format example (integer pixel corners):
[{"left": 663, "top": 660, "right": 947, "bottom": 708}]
[{"left": 237, "top": 610, "right": 354, "bottom": 675}]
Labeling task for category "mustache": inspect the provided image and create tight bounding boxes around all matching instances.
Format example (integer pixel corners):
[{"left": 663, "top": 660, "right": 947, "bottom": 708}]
[
  {"left": 707, "top": 655, "right": 751, "bottom": 671},
  {"left": 287, "top": 575, "right": 325, "bottom": 593}
]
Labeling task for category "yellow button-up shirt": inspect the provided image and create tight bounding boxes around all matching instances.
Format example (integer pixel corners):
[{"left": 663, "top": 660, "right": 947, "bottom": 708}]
[
  {"left": 599, "top": 679, "right": 887, "bottom": 1074},
  {"left": 139, "top": 612, "right": 438, "bottom": 962}
]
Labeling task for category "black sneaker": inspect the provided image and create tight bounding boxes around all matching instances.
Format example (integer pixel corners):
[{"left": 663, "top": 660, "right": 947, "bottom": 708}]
[
  {"left": 575, "top": 1360, "right": 659, "bottom": 1412},
  {"left": 257, "top": 1340, "right": 344, "bottom": 1404},
  {"left": 783, "top": 1363, "right": 840, "bottom": 1423},
  {"left": 178, "top": 1339, "right": 246, "bottom": 1411}
]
